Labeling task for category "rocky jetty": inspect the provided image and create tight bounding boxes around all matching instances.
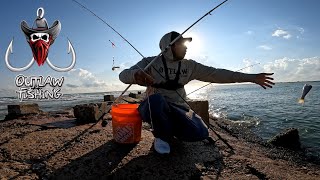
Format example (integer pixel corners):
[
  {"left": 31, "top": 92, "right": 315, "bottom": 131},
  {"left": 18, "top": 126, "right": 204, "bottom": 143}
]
[{"left": 0, "top": 94, "right": 319, "bottom": 179}]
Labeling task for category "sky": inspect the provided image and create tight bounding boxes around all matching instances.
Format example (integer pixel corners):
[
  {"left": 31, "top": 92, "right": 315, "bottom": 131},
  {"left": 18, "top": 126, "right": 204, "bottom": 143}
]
[{"left": 0, "top": 0, "right": 319, "bottom": 97}]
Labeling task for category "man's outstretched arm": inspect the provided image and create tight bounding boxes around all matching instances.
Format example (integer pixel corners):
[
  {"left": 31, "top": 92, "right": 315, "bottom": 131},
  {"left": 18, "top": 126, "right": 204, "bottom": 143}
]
[{"left": 188, "top": 60, "right": 274, "bottom": 88}]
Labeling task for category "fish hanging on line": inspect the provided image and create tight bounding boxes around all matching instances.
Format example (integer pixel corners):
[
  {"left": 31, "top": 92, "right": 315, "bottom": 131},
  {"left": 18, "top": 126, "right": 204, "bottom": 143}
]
[
  {"left": 298, "top": 84, "right": 312, "bottom": 104},
  {"left": 112, "top": 66, "right": 120, "bottom": 71},
  {"left": 112, "top": 56, "right": 120, "bottom": 71},
  {"left": 109, "top": 40, "right": 116, "bottom": 48}
]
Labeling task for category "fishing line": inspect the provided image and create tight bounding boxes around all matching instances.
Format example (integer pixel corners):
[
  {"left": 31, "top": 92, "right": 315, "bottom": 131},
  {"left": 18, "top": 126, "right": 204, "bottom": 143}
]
[
  {"left": 72, "top": 0, "right": 158, "bottom": 129},
  {"left": 187, "top": 62, "right": 260, "bottom": 96},
  {"left": 72, "top": 0, "right": 145, "bottom": 58},
  {"left": 71, "top": 0, "right": 152, "bottom": 100},
  {"left": 71, "top": 0, "right": 229, "bottom": 101},
  {"left": 70, "top": 0, "right": 230, "bottom": 102},
  {"left": 145, "top": 78, "right": 154, "bottom": 130},
  {"left": 110, "top": 0, "right": 230, "bottom": 109},
  {"left": 72, "top": 0, "right": 233, "bottom": 149},
  {"left": 114, "top": 0, "right": 230, "bottom": 102},
  {"left": 71, "top": 0, "right": 230, "bottom": 114}
]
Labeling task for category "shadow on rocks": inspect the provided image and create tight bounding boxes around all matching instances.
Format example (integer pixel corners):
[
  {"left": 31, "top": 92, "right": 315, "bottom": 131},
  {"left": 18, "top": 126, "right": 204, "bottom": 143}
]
[
  {"left": 48, "top": 140, "right": 136, "bottom": 180},
  {"left": 108, "top": 140, "right": 224, "bottom": 180}
]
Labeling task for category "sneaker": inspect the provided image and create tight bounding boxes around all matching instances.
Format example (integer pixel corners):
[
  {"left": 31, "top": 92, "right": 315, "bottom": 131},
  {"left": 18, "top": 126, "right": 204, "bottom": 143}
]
[{"left": 154, "top": 138, "right": 170, "bottom": 154}]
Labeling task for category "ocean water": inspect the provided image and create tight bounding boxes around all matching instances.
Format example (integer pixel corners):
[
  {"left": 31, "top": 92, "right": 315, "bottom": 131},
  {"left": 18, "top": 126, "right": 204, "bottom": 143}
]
[
  {"left": 0, "top": 91, "right": 122, "bottom": 120},
  {"left": 189, "top": 81, "right": 320, "bottom": 150},
  {"left": 0, "top": 82, "right": 319, "bottom": 150}
]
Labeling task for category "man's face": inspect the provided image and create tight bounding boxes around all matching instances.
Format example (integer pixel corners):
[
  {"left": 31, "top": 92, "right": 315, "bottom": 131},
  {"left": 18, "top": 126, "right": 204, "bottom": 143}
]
[{"left": 172, "top": 39, "right": 188, "bottom": 61}]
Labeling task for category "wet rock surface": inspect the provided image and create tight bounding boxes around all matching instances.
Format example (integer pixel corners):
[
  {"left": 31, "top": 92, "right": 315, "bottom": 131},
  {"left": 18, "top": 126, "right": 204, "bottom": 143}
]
[
  {"left": 268, "top": 128, "right": 301, "bottom": 150},
  {"left": 0, "top": 103, "right": 320, "bottom": 179}
]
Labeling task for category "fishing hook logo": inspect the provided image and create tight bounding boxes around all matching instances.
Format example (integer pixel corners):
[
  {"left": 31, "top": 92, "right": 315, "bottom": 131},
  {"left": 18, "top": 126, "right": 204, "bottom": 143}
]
[{"left": 5, "top": 7, "right": 76, "bottom": 72}]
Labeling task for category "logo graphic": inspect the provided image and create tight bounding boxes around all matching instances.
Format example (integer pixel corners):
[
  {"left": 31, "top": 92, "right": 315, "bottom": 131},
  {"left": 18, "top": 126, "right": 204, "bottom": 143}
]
[
  {"left": 15, "top": 74, "right": 64, "bottom": 101},
  {"left": 5, "top": 7, "right": 76, "bottom": 72},
  {"left": 3, "top": 7, "right": 77, "bottom": 101},
  {"left": 114, "top": 124, "right": 134, "bottom": 143}
]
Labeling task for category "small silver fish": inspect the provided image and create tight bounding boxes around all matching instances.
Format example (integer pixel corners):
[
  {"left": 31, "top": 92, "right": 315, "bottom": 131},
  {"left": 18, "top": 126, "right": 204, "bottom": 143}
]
[
  {"left": 112, "top": 66, "right": 120, "bottom": 71},
  {"left": 298, "top": 84, "right": 312, "bottom": 104}
]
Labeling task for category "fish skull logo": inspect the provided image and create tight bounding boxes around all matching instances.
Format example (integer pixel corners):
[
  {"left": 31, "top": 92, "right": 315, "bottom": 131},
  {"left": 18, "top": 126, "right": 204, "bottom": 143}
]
[{"left": 5, "top": 7, "right": 76, "bottom": 72}]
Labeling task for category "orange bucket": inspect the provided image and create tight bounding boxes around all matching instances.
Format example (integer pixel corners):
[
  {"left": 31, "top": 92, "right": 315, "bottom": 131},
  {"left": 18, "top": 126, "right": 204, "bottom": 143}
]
[{"left": 111, "top": 104, "right": 142, "bottom": 144}]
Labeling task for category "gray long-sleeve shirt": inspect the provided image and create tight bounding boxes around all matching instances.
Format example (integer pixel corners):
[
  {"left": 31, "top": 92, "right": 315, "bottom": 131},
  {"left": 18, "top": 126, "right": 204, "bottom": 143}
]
[
  {"left": 119, "top": 56, "right": 257, "bottom": 107},
  {"left": 120, "top": 31, "right": 257, "bottom": 108}
]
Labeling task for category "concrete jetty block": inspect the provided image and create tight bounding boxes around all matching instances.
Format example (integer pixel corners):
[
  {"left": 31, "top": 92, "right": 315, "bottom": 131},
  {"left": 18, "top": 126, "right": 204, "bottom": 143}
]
[
  {"left": 104, "top": 95, "right": 115, "bottom": 105},
  {"left": 8, "top": 103, "right": 40, "bottom": 115},
  {"left": 5, "top": 103, "right": 41, "bottom": 120},
  {"left": 129, "top": 93, "right": 137, "bottom": 98},
  {"left": 73, "top": 102, "right": 107, "bottom": 123},
  {"left": 104, "top": 95, "right": 115, "bottom": 102},
  {"left": 187, "top": 100, "right": 209, "bottom": 125}
]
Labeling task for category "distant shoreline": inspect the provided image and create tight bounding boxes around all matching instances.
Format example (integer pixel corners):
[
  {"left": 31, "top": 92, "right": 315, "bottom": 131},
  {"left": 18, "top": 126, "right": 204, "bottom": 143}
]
[{"left": 1, "top": 80, "right": 319, "bottom": 98}]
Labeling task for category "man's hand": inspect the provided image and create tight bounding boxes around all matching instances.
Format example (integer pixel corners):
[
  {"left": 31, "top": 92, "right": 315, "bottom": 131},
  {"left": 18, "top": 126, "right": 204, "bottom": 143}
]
[
  {"left": 134, "top": 70, "right": 154, "bottom": 86},
  {"left": 253, "top": 73, "right": 275, "bottom": 89}
]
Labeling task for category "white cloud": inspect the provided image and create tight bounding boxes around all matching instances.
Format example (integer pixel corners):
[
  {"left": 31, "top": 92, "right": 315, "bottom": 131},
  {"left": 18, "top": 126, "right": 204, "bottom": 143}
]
[
  {"left": 186, "top": 55, "right": 209, "bottom": 64},
  {"left": 283, "top": 34, "right": 292, "bottom": 39},
  {"left": 257, "top": 45, "right": 272, "bottom": 50},
  {"left": 119, "top": 61, "right": 135, "bottom": 71},
  {"left": 298, "top": 27, "right": 304, "bottom": 34},
  {"left": 65, "top": 84, "right": 79, "bottom": 88},
  {"left": 272, "top": 29, "right": 287, "bottom": 36},
  {"left": 262, "top": 57, "right": 320, "bottom": 82},
  {"left": 68, "top": 68, "right": 108, "bottom": 87},
  {"left": 246, "top": 30, "right": 253, "bottom": 35},
  {"left": 238, "top": 59, "right": 260, "bottom": 73},
  {"left": 64, "top": 68, "right": 145, "bottom": 93},
  {"left": 272, "top": 29, "right": 291, "bottom": 39},
  {"left": 296, "top": 27, "right": 305, "bottom": 39},
  {"left": 65, "top": 68, "right": 118, "bottom": 93},
  {"left": 233, "top": 57, "right": 319, "bottom": 82}
]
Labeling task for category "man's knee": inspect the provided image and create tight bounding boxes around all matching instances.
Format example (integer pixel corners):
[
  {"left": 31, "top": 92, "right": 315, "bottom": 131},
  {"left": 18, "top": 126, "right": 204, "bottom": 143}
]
[
  {"left": 177, "top": 123, "right": 209, "bottom": 142},
  {"left": 190, "top": 114, "right": 209, "bottom": 140},
  {"left": 200, "top": 127, "right": 209, "bottom": 139},
  {"left": 193, "top": 124, "right": 209, "bottom": 141}
]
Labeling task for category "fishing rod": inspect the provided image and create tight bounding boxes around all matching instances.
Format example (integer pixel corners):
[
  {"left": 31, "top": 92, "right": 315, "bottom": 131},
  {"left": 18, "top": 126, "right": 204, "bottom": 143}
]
[
  {"left": 187, "top": 62, "right": 260, "bottom": 96},
  {"left": 74, "top": 0, "right": 230, "bottom": 104},
  {"left": 72, "top": 0, "right": 234, "bottom": 150},
  {"left": 72, "top": 0, "right": 145, "bottom": 58},
  {"left": 72, "top": 0, "right": 231, "bottom": 110},
  {"left": 146, "top": 0, "right": 229, "bottom": 71},
  {"left": 72, "top": 0, "right": 151, "bottom": 103},
  {"left": 72, "top": 0, "right": 229, "bottom": 102},
  {"left": 114, "top": 0, "right": 230, "bottom": 102}
]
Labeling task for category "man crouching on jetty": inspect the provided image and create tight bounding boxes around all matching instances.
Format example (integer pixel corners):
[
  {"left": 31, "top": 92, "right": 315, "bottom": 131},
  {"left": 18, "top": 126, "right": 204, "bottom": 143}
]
[{"left": 119, "top": 31, "right": 274, "bottom": 154}]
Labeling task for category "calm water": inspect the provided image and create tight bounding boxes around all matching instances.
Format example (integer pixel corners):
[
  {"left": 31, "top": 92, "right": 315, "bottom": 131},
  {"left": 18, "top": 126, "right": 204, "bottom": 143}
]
[
  {"left": 0, "top": 91, "right": 123, "bottom": 120},
  {"left": 0, "top": 82, "right": 319, "bottom": 150},
  {"left": 189, "top": 81, "right": 320, "bottom": 150}
]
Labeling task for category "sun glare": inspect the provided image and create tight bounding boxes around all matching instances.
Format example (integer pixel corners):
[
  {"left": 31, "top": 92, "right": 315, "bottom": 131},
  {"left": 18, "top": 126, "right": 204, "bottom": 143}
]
[{"left": 184, "top": 33, "right": 201, "bottom": 56}]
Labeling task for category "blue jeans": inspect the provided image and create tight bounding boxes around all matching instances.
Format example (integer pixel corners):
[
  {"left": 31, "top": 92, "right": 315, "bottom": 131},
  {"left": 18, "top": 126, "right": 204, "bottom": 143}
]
[{"left": 138, "top": 94, "right": 209, "bottom": 142}]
